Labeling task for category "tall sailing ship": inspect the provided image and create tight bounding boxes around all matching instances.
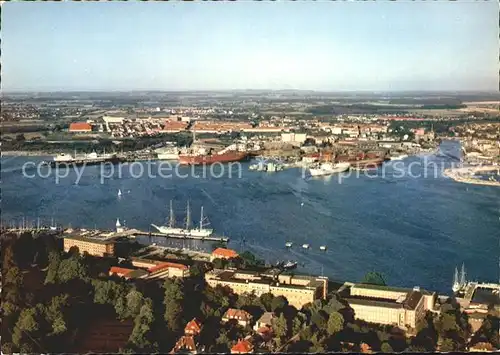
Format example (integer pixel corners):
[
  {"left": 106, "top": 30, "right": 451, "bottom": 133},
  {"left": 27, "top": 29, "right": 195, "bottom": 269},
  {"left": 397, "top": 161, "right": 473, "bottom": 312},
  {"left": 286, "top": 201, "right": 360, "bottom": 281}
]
[
  {"left": 452, "top": 263, "right": 467, "bottom": 293},
  {"left": 151, "top": 200, "right": 214, "bottom": 237}
]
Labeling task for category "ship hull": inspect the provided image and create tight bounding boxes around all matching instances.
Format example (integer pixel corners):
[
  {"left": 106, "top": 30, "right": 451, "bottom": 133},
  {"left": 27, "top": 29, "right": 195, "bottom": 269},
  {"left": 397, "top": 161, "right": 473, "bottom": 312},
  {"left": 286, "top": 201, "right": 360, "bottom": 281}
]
[
  {"left": 309, "top": 163, "right": 350, "bottom": 177},
  {"left": 151, "top": 224, "right": 213, "bottom": 237},
  {"left": 45, "top": 156, "right": 125, "bottom": 168},
  {"left": 179, "top": 152, "right": 248, "bottom": 165}
]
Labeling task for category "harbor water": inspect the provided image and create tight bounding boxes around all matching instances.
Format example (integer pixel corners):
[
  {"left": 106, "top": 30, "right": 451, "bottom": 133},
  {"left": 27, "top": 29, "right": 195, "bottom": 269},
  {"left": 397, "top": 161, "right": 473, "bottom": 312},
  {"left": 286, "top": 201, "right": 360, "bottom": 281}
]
[{"left": 1, "top": 141, "right": 499, "bottom": 293}]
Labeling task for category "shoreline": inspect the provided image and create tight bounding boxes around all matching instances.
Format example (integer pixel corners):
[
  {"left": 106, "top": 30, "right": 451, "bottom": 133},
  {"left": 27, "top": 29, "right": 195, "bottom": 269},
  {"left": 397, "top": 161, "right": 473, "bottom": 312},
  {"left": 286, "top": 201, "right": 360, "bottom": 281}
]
[
  {"left": 1, "top": 151, "right": 50, "bottom": 157},
  {"left": 443, "top": 165, "right": 500, "bottom": 187}
]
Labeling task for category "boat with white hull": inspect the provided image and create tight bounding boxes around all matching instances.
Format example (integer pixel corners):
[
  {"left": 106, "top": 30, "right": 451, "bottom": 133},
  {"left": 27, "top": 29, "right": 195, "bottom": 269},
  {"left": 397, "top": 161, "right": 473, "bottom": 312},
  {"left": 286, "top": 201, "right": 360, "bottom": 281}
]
[
  {"left": 152, "top": 200, "right": 213, "bottom": 237},
  {"left": 309, "top": 162, "right": 350, "bottom": 177},
  {"left": 155, "top": 147, "right": 180, "bottom": 161},
  {"left": 390, "top": 154, "right": 409, "bottom": 161}
]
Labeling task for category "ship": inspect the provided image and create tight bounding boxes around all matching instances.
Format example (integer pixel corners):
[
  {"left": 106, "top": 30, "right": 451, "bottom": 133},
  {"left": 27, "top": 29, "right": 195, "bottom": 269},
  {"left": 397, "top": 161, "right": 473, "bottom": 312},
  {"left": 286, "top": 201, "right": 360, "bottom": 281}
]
[
  {"left": 285, "top": 242, "right": 293, "bottom": 248},
  {"left": 283, "top": 261, "right": 298, "bottom": 270},
  {"left": 452, "top": 263, "right": 467, "bottom": 293},
  {"left": 302, "top": 244, "right": 310, "bottom": 249},
  {"left": 390, "top": 154, "right": 409, "bottom": 161},
  {"left": 319, "top": 245, "right": 327, "bottom": 251},
  {"left": 151, "top": 200, "right": 214, "bottom": 238},
  {"left": 43, "top": 150, "right": 125, "bottom": 167},
  {"left": 179, "top": 150, "right": 248, "bottom": 165},
  {"left": 155, "top": 146, "right": 182, "bottom": 161},
  {"left": 309, "top": 162, "right": 351, "bottom": 177}
]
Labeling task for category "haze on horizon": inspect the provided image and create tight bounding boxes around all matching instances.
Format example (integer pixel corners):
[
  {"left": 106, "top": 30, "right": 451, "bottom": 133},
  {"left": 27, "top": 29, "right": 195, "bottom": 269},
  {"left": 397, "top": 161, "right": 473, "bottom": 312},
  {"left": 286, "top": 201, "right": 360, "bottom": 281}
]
[{"left": 2, "top": 1, "right": 498, "bottom": 93}]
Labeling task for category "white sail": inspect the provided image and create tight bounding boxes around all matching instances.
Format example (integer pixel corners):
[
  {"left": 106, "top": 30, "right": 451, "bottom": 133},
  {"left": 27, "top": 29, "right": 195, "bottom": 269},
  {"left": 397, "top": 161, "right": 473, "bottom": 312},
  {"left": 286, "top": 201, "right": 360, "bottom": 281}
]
[
  {"left": 460, "top": 263, "right": 466, "bottom": 286},
  {"left": 169, "top": 200, "right": 176, "bottom": 228},
  {"left": 118, "top": 189, "right": 122, "bottom": 197},
  {"left": 452, "top": 267, "right": 460, "bottom": 292}
]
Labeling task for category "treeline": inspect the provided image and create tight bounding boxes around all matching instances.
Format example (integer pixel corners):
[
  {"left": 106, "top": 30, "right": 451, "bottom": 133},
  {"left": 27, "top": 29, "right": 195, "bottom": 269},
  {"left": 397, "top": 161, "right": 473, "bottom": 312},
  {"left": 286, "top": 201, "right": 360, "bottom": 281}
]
[{"left": 1, "top": 232, "right": 498, "bottom": 353}]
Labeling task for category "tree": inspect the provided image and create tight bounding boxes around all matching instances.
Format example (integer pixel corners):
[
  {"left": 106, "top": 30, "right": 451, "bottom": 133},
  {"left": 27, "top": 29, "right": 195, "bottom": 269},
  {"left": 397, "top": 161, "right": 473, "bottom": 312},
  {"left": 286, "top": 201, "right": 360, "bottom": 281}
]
[
  {"left": 362, "top": 272, "right": 386, "bottom": 286},
  {"left": 57, "top": 255, "right": 88, "bottom": 283},
  {"left": 115, "top": 295, "right": 128, "bottom": 320},
  {"left": 324, "top": 294, "right": 346, "bottom": 314},
  {"left": 272, "top": 313, "right": 289, "bottom": 340},
  {"left": 129, "top": 298, "right": 155, "bottom": 350},
  {"left": 311, "top": 310, "right": 328, "bottom": 331},
  {"left": 271, "top": 295, "right": 288, "bottom": 312},
  {"left": 44, "top": 251, "right": 61, "bottom": 284},
  {"left": 126, "top": 289, "right": 144, "bottom": 318},
  {"left": 12, "top": 307, "right": 40, "bottom": 348},
  {"left": 44, "top": 294, "right": 69, "bottom": 335},
  {"left": 439, "top": 338, "right": 457, "bottom": 352},
  {"left": 212, "top": 258, "right": 227, "bottom": 270},
  {"left": 381, "top": 342, "right": 393, "bottom": 352},
  {"left": 292, "top": 312, "right": 308, "bottom": 335},
  {"left": 327, "top": 311, "right": 344, "bottom": 335},
  {"left": 163, "top": 279, "right": 184, "bottom": 332},
  {"left": 260, "top": 292, "right": 275, "bottom": 312}
]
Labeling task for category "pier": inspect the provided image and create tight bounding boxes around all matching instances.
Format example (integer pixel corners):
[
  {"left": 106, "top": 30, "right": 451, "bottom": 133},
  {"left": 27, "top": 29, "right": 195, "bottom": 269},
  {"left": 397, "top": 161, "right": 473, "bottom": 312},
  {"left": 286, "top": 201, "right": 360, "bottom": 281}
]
[{"left": 135, "top": 230, "right": 229, "bottom": 243}]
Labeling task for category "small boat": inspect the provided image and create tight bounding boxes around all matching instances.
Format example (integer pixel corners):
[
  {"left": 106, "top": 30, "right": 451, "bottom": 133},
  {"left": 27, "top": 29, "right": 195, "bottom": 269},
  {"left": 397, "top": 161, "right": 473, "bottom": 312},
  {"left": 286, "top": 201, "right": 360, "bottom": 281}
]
[
  {"left": 302, "top": 244, "right": 310, "bottom": 249},
  {"left": 275, "top": 260, "right": 284, "bottom": 268},
  {"left": 283, "top": 261, "right": 298, "bottom": 269},
  {"left": 118, "top": 189, "right": 122, "bottom": 197},
  {"left": 319, "top": 245, "right": 327, "bottom": 251},
  {"left": 285, "top": 242, "right": 293, "bottom": 248}
]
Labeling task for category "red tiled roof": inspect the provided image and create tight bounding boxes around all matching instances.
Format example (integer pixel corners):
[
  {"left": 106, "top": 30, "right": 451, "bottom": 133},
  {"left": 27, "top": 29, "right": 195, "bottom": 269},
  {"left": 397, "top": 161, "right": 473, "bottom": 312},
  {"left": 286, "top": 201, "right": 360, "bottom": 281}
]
[
  {"left": 223, "top": 308, "right": 252, "bottom": 321},
  {"left": 185, "top": 318, "right": 202, "bottom": 335},
  {"left": 212, "top": 248, "right": 239, "bottom": 259},
  {"left": 69, "top": 122, "right": 92, "bottom": 131},
  {"left": 231, "top": 339, "right": 254, "bottom": 353},
  {"left": 148, "top": 261, "right": 188, "bottom": 274},
  {"left": 109, "top": 266, "right": 134, "bottom": 276},
  {"left": 170, "top": 335, "right": 197, "bottom": 353}
]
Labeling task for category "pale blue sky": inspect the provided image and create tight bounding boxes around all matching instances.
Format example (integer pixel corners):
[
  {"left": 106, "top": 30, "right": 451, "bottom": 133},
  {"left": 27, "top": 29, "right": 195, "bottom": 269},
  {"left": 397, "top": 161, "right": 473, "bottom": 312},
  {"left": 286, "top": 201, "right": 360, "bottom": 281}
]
[{"left": 2, "top": 1, "right": 498, "bottom": 92}]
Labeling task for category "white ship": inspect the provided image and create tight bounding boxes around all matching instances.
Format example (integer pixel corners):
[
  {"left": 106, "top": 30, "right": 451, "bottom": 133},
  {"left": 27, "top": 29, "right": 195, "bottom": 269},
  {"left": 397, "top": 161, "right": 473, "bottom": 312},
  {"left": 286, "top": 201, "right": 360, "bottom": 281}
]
[
  {"left": 151, "top": 200, "right": 213, "bottom": 238},
  {"left": 309, "top": 162, "right": 350, "bottom": 177},
  {"left": 390, "top": 154, "right": 409, "bottom": 161},
  {"left": 302, "top": 244, "right": 310, "bottom": 249},
  {"left": 452, "top": 263, "right": 467, "bottom": 293},
  {"left": 155, "top": 146, "right": 180, "bottom": 161}
]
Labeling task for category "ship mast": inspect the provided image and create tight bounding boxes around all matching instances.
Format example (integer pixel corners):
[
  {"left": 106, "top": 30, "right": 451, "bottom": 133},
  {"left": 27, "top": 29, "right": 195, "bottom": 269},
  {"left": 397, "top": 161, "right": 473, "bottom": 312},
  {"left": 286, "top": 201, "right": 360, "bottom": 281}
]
[
  {"left": 185, "top": 200, "right": 191, "bottom": 230},
  {"left": 460, "top": 263, "right": 466, "bottom": 286},
  {"left": 169, "top": 200, "right": 175, "bottom": 228},
  {"left": 453, "top": 267, "right": 459, "bottom": 290},
  {"left": 199, "top": 206, "right": 204, "bottom": 230}
]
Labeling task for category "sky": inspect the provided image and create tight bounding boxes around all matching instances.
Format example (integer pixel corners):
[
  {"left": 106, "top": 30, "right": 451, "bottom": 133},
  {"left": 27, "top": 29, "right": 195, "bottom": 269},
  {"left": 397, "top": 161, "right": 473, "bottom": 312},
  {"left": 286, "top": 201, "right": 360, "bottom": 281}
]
[{"left": 2, "top": 1, "right": 498, "bottom": 92}]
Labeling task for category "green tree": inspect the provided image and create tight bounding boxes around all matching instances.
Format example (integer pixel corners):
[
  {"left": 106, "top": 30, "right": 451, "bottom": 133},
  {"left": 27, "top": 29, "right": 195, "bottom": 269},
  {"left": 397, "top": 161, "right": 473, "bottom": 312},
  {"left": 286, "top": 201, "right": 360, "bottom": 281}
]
[
  {"left": 327, "top": 311, "right": 344, "bottom": 335},
  {"left": 212, "top": 258, "right": 226, "bottom": 270},
  {"left": 362, "top": 272, "right": 386, "bottom": 286},
  {"left": 260, "top": 292, "right": 275, "bottom": 312},
  {"left": 381, "top": 342, "right": 393, "bottom": 352},
  {"left": 129, "top": 298, "right": 155, "bottom": 350},
  {"left": 439, "top": 338, "right": 457, "bottom": 352},
  {"left": 1, "top": 342, "right": 14, "bottom": 355},
  {"left": 311, "top": 310, "right": 328, "bottom": 330},
  {"left": 163, "top": 279, "right": 184, "bottom": 332},
  {"left": 126, "top": 289, "right": 144, "bottom": 318},
  {"left": 272, "top": 313, "right": 289, "bottom": 340},
  {"left": 324, "top": 294, "right": 346, "bottom": 313},
  {"left": 12, "top": 307, "right": 40, "bottom": 348},
  {"left": 44, "top": 294, "right": 69, "bottom": 335},
  {"left": 271, "top": 295, "right": 288, "bottom": 312},
  {"left": 115, "top": 295, "right": 128, "bottom": 320},
  {"left": 292, "top": 312, "right": 308, "bottom": 335},
  {"left": 57, "top": 255, "right": 87, "bottom": 283},
  {"left": 44, "top": 251, "right": 61, "bottom": 284}
]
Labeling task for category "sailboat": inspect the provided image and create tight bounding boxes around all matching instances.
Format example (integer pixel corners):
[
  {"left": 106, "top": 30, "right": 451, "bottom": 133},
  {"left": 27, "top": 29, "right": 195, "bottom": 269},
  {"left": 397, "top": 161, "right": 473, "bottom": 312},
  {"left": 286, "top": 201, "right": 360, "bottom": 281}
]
[
  {"left": 49, "top": 217, "right": 57, "bottom": 231},
  {"left": 459, "top": 263, "right": 466, "bottom": 288},
  {"left": 151, "top": 200, "right": 214, "bottom": 238},
  {"left": 452, "top": 267, "right": 460, "bottom": 292},
  {"left": 117, "top": 189, "right": 122, "bottom": 197}
]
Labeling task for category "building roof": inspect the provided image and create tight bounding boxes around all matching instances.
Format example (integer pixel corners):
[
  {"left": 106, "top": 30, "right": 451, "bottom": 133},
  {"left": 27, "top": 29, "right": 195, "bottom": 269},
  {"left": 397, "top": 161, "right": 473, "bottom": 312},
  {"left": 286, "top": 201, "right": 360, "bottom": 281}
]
[
  {"left": 69, "top": 122, "right": 92, "bottom": 131},
  {"left": 212, "top": 248, "right": 239, "bottom": 259},
  {"left": 344, "top": 297, "right": 403, "bottom": 309},
  {"left": 403, "top": 290, "right": 424, "bottom": 310},
  {"left": 353, "top": 283, "right": 433, "bottom": 295},
  {"left": 125, "top": 269, "right": 149, "bottom": 279},
  {"left": 109, "top": 266, "right": 135, "bottom": 276},
  {"left": 185, "top": 318, "right": 202, "bottom": 335},
  {"left": 470, "top": 342, "right": 495, "bottom": 351},
  {"left": 231, "top": 339, "right": 254, "bottom": 353},
  {"left": 223, "top": 308, "right": 253, "bottom": 321},
  {"left": 148, "top": 261, "right": 188, "bottom": 273},
  {"left": 256, "top": 312, "right": 275, "bottom": 326},
  {"left": 64, "top": 235, "right": 115, "bottom": 245},
  {"left": 170, "top": 335, "right": 197, "bottom": 353}
]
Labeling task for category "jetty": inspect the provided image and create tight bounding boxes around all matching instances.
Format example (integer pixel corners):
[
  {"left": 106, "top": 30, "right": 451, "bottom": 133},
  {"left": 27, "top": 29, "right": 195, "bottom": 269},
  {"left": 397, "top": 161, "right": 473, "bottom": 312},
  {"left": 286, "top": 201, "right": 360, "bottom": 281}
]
[{"left": 444, "top": 165, "right": 500, "bottom": 187}]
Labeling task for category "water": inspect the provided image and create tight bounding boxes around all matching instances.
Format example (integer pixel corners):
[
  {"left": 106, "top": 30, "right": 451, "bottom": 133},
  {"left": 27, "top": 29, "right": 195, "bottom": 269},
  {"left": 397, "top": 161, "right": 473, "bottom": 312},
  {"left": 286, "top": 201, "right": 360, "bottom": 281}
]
[{"left": 2, "top": 141, "right": 499, "bottom": 293}]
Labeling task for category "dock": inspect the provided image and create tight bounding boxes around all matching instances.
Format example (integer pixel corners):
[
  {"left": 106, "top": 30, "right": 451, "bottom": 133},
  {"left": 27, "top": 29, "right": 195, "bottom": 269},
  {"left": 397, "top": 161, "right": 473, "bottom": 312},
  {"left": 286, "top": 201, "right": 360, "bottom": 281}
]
[{"left": 140, "top": 230, "right": 229, "bottom": 243}]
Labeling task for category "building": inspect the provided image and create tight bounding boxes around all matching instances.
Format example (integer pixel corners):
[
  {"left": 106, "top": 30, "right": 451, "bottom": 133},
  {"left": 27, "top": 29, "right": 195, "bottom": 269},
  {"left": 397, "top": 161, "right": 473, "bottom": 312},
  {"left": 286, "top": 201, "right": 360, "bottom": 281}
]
[
  {"left": 184, "top": 318, "right": 202, "bottom": 336},
  {"left": 231, "top": 339, "right": 254, "bottom": 354},
  {"left": 253, "top": 312, "right": 275, "bottom": 331},
  {"left": 469, "top": 342, "right": 496, "bottom": 352},
  {"left": 147, "top": 262, "right": 191, "bottom": 279},
  {"left": 109, "top": 266, "right": 135, "bottom": 278},
  {"left": 69, "top": 122, "right": 92, "bottom": 133},
  {"left": 341, "top": 283, "right": 436, "bottom": 331},
  {"left": 205, "top": 269, "right": 328, "bottom": 309},
  {"left": 170, "top": 336, "right": 201, "bottom": 354},
  {"left": 222, "top": 308, "right": 253, "bottom": 327},
  {"left": 63, "top": 235, "right": 116, "bottom": 257},
  {"left": 281, "top": 132, "right": 307, "bottom": 146},
  {"left": 210, "top": 248, "right": 239, "bottom": 262}
]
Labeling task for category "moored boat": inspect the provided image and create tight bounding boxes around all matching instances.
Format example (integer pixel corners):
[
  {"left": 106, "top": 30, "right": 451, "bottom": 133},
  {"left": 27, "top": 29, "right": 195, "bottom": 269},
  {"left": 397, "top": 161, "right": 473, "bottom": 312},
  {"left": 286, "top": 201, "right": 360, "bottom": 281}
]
[{"left": 179, "top": 151, "right": 248, "bottom": 165}]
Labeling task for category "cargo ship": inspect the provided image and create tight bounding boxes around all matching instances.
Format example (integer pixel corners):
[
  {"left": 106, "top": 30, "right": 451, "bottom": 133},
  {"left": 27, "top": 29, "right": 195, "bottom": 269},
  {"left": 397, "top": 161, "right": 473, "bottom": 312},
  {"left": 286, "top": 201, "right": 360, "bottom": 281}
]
[
  {"left": 178, "top": 150, "right": 248, "bottom": 165},
  {"left": 43, "top": 151, "right": 125, "bottom": 168}
]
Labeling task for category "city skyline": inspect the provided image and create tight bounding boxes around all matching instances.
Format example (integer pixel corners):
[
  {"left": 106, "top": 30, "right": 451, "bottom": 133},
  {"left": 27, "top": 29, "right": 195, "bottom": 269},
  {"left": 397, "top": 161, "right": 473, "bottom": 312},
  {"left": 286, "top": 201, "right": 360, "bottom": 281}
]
[{"left": 2, "top": 1, "right": 498, "bottom": 92}]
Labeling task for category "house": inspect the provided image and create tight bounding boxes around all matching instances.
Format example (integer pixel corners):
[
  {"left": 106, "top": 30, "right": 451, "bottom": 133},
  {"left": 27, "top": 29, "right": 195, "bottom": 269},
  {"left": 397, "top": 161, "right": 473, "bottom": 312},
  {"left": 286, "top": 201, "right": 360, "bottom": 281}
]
[
  {"left": 231, "top": 339, "right": 254, "bottom": 354},
  {"left": 253, "top": 312, "right": 275, "bottom": 331},
  {"left": 184, "top": 318, "right": 202, "bottom": 336},
  {"left": 255, "top": 326, "right": 273, "bottom": 342},
  {"left": 211, "top": 248, "right": 239, "bottom": 262},
  {"left": 360, "top": 342, "right": 373, "bottom": 354},
  {"left": 170, "top": 336, "right": 201, "bottom": 354},
  {"left": 69, "top": 122, "right": 92, "bottom": 133},
  {"left": 222, "top": 308, "right": 253, "bottom": 327},
  {"left": 469, "top": 342, "right": 496, "bottom": 352}
]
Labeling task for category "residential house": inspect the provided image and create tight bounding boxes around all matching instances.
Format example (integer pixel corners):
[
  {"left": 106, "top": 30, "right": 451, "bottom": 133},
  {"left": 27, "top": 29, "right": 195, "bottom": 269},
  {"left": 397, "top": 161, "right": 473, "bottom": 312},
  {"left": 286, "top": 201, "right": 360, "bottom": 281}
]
[
  {"left": 253, "top": 312, "right": 275, "bottom": 331},
  {"left": 211, "top": 248, "right": 239, "bottom": 262},
  {"left": 184, "top": 318, "right": 202, "bottom": 336},
  {"left": 231, "top": 339, "right": 254, "bottom": 354},
  {"left": 222, "top": 308, "right": 253, "bottom": 327}
]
